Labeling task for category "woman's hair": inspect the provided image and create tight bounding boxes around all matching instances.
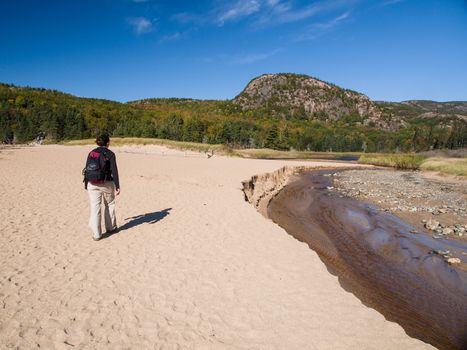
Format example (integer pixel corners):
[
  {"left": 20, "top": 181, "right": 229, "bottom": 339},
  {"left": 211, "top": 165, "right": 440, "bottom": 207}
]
[{"left": 96, "top": 133, "right": 110, "bottom": 147}]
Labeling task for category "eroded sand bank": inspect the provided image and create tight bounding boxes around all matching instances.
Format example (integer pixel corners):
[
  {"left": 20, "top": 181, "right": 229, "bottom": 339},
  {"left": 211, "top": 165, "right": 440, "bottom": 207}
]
[{"left": 0, "top": 145, "right": 433, "bottom": 349}]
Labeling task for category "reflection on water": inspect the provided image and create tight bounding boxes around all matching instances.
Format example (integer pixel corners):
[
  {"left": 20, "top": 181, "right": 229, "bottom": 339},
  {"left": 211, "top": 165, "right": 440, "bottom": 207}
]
[
  {"left": 268, "top": 169, "right": 467, "bottom": 350},
  {"left": 345, "top": 208, "right": 371, "bottom": 230}
]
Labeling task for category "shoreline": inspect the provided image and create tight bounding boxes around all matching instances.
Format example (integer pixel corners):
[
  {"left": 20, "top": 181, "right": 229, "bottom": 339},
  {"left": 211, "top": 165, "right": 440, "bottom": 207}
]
[{"left": 255, "top": 168, "right": 467, "bottom": 350}]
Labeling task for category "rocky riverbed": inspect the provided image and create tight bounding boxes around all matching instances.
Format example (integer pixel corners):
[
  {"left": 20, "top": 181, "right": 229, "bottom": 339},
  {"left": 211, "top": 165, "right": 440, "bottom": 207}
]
[{"left": 331, "top": 169, "right": 467, "bottom": 266}]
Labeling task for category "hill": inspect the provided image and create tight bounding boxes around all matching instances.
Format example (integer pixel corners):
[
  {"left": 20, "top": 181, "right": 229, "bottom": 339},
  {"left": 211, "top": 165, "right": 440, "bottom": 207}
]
[
  {"left": 1, "top": 75, "right": 465, "bottom": 152},
  {"left": 233, "top": 73, "right": 402, "bottom": 131}
]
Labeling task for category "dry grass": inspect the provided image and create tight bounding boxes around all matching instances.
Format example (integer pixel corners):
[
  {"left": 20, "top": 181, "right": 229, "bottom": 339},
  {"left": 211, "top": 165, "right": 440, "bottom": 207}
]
[
  {"left": 420, "top": 157, "right": 467, "bottom": 177},
  {"left": 64, "top": 138, "right": 231, "bottom": 154},
  {"left": 65, "top": 139, "right": 361, "bottom": 159}
]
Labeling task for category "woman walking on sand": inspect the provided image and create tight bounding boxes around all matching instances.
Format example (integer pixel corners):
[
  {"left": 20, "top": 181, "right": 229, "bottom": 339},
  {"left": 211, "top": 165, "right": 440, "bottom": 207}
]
[{"left": 83, "top": 134, "right": 120, "bottom": 241}]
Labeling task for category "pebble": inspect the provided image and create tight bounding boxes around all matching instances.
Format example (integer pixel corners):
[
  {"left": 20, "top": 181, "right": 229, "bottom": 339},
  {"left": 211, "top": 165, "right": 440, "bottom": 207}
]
[
  {"left": 447, "top": 258, "right": 461, "bottom": 265},
  {"left": 425, "top": 219, "right": 440, "bottom": 231},
  {"left": 442, "top": 228, "right": 454, "bottom": 235}
]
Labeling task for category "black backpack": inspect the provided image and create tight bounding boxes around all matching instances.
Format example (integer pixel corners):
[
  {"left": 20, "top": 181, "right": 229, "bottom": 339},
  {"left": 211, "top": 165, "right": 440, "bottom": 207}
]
[{"left": 83, "top": 148, "right": 109, "bottom": 182}]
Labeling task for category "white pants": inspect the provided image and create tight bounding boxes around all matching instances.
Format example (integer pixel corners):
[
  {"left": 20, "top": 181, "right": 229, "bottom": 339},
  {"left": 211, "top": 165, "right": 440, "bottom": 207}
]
[{"left": 87, "top": 181, "right": 117, "bottom": 238}]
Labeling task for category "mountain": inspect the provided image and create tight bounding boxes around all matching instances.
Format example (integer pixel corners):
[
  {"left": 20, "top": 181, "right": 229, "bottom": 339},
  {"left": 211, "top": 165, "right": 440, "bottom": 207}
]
[
  {"left": 232, "top": 73, "right": 403, "bottom": 131},
  {"left": 376, "top": 100, "right": 467, "bottom": 127}
]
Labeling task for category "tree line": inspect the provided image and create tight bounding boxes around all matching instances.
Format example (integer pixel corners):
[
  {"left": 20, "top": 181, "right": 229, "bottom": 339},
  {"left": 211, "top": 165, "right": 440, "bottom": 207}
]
[{"left": 1, "top": 83, "right": 465, "bottom": 152}]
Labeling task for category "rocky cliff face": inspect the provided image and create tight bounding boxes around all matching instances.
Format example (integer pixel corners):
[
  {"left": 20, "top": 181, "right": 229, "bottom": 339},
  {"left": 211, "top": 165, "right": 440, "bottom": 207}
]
[{"left": 233, "top": 73, "right": 403, "bottom": 131}]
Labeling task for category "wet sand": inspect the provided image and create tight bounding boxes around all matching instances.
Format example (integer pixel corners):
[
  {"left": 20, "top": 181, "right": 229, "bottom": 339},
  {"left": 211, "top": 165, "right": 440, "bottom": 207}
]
[{"left": 268, "top": 170, "right": 467, "bottom": 350}]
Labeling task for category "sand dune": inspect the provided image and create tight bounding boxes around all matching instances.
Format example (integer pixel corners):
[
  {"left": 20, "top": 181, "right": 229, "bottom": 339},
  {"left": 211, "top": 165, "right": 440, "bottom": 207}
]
[{"left": 0, "top": 145, "right": 433, "bottom": 349}]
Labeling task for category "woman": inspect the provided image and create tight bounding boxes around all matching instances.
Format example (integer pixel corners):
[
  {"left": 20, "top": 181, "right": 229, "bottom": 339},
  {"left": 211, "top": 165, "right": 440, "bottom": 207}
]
[{"left": 84, "top": 134, "right": 120, "bottom": 241}]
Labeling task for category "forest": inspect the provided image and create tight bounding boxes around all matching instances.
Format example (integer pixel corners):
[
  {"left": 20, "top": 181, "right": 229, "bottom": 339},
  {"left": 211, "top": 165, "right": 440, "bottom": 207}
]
[{"left": 1, "top": 83, "right": 465, "bottom": 153}]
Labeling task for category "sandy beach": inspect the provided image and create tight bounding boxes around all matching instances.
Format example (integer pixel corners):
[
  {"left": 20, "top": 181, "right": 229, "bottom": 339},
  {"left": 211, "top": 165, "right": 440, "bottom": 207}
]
[{"left": 0, "top": 145, "right": 434, "bottom": 349}]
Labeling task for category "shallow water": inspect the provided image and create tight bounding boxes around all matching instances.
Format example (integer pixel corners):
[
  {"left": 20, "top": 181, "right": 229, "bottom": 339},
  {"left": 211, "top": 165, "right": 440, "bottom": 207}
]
[{"left": 268, "top": 169, "right": 467, "bottom": 350}]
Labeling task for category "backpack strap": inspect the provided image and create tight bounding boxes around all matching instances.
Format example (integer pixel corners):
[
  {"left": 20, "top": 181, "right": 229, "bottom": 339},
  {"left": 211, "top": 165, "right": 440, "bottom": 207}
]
[{"left": 98, "top": 147, "right": 110, "bottom": 179}]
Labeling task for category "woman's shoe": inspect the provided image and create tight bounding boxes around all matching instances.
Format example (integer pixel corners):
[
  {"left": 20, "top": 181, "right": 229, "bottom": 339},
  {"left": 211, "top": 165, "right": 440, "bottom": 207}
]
[{"left": 106, "top": 227, "right": 119, "bottom": 234}]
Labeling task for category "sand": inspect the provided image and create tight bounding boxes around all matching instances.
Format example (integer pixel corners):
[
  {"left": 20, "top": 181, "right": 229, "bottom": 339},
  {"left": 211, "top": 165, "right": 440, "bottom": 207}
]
[{"left": 0, "top": 145, "right": 434, "bottom": 349}]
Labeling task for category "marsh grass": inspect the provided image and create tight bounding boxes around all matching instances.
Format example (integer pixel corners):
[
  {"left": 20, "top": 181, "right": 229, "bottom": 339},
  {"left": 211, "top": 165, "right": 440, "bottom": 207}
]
[
  {"left": 358, "top": 154, "right": 426, "bottom": 170},
  {"left": 420, "top": 157, "right": 467, "bottom": 177}
]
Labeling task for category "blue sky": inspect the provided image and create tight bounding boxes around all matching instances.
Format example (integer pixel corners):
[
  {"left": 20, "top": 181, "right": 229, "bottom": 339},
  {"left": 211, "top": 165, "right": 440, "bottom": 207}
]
[{"left": 1, "top": 0, "right": 466, "bottom": 102}]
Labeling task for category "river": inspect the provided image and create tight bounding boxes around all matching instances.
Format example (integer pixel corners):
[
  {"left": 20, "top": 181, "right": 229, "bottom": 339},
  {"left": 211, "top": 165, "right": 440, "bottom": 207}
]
[{"left": 267, "top": 169, "right": 467, "bottom": 350}]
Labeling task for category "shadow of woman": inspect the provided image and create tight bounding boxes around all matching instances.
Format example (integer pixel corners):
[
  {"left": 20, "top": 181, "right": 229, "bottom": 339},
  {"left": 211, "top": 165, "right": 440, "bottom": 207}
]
[{"left": 101, "top": 208, "right": 172, "bottom": 239}]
